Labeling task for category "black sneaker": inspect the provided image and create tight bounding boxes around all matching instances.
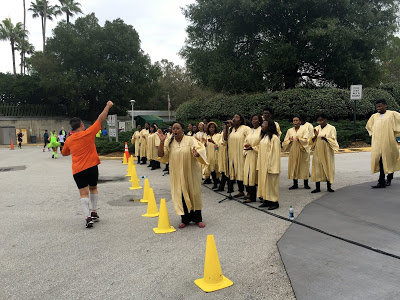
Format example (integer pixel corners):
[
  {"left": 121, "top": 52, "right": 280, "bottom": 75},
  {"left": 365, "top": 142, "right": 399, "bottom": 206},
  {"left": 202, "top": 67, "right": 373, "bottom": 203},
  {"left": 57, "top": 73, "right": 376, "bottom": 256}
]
[
  {"left": 86, "top": 217, "right": 94, "bottom": 228},
  {"left": 52, "top": 154, "right": 54, "bottom": 158},
  {"left": 91, "top": 211, "right": 99, "bottom": 222}
]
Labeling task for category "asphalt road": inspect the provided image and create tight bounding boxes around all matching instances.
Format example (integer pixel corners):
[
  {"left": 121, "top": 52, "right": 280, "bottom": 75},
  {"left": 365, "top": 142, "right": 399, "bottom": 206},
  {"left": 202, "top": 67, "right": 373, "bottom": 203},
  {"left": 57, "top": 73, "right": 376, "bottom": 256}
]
[{"left": 0, "top": 146, "right": 378, "bottom": 299}]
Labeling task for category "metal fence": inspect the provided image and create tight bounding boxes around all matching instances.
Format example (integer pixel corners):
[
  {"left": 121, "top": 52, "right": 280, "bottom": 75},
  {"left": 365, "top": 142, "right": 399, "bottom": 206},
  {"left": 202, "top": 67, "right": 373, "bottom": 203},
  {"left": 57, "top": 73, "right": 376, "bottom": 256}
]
[{"left": 0, "top": 103, "right": 59, "bottom": 117}]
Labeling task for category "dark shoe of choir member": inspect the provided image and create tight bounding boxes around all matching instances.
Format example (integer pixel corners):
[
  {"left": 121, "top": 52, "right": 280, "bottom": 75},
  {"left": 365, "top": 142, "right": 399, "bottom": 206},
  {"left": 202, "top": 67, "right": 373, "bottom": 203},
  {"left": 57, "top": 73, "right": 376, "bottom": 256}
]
[
  {"left": 140, "top": 157, "right": 147, "bottom": 165},
  {"left": 304, "top": 179, "right": 311, "bottom": 189},
  {"left": 259, "top": 200, "right": 279, "bottom": 210},
  {"left": 311, "top": 182, "right": 321, "bottom": 193},
  {"left": 215, "top": 172, "right": 228, "bottom": 192},
  {"left": 211, "top": 171, "right": 220, "bottom": 189},
  {"left": 327, "top": 181, "right": 335, "bottom": 192},
  {"left": 151, "top": 160, "right": 161, "bottom": 170},
  {"left": 203, "top": 177, "right": 212, "bottom": 184},
  {"left": 243, "top": 185, "right": 257, "bottom": 203},
  {"left": 289, "top": 179, "right": 298, "bottom": 190},
  {"left": 371, "top": 183, "right": 386, "bottom": 189},
  {"left": 163, "top": 163, "right": 169, "bottom": 172}
]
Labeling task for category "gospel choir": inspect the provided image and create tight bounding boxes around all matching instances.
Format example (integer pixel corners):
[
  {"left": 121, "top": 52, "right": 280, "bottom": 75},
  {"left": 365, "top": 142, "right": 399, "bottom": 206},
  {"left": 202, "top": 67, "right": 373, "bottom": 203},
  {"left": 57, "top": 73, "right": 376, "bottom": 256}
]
[{"left": 131, "top": 99, "right": 400, "bottom": 217}]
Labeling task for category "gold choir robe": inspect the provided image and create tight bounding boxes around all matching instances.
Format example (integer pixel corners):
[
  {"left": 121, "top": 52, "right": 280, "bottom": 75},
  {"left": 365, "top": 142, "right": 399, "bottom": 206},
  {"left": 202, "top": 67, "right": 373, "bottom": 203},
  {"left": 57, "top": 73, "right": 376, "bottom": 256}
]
[
  {"left": 257, "top": 135, "right": 281, "bottom": 202},
  {"left": 146, "top": 132, "right": 160, "bottom": 161},
  {"left": 204, "top": 133, "right": 221, "bottom": 177},
  {"left": 303, "top": 122, "right": 314, "bottom": 139},
  {"left": 275, "top": 121, "right": 282, "bottom": 137},
  {"left": 187, "top": 131, "right": 193, "bottom": 136},
  {"left": 217, "top": 134, "right": 228, "bottom": 175},
  {"left": 310, "top": 124, "right": 339, "bottom": 183},
  {"left": 158, "top": 136, "right": 208, "bottom": 215},
  {"left": 366, "top": 110, "right": 400, "bottom": 174},
  {"left": 131, "top": 130, "right": 141, "bottom": 157},
  {"left": 282, "top": 127, "right": 310, "bottom": 180},
  {"left": 139, "top": 129, "right": 149, "bottom": 159},
  {"left": 195, "top": 131, "right": 206, "bottom": 142},
  {"left": 228, "top": 125, "right": 251, "bottom": 181},
  {"left": 243, "top": 127, "right": 262, "bottom": 186}
]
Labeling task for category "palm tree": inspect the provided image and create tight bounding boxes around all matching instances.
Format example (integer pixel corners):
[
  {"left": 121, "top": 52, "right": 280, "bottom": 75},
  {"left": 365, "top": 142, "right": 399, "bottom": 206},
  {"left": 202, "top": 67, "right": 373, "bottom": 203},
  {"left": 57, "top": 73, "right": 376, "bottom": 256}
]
[
  {"left": 22, "top": 0, "right": 27, "bottom": 74},
  {"left": 59, "top": 0, "right": 83, "bottom": 24},
  {"left": 16, "top": 37, "right": 34, "bottom": 74},
  {"left": 0, "top": 18, "right": 25, "bottom": 76},
  {"left": 29, "top": 0, "right": 61, "bottom": 53}
]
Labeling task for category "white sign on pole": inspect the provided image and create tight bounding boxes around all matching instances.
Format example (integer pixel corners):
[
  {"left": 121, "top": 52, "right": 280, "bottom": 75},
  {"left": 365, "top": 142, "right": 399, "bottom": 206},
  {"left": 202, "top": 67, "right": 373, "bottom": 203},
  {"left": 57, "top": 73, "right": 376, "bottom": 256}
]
[
  {"left": 109, "top": 128, "right": 117, "bottom": 137},
  {"left": 350, "top": 85, "right": 362, "bottom": 100},
  {"left": 108, "top": 114, "right": 116, "bottom": 127}
]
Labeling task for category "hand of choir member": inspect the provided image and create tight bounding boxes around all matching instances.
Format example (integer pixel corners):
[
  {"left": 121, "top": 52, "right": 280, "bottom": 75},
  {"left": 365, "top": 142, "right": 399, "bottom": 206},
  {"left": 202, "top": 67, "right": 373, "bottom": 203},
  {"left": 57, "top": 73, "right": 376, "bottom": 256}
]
[
  {"left": 244, "top": 143, "right": 253, "bottom": 150},
  {"left": 208, "top": 138, "right": 215, "bottom": 144},
  {"left": 192, "top": 147, "right": 200, "bottom": 157},
  {"left": 157, "top": 129, "right": 166, "bottom": 142},
  {"left": 312, "top": 129, "right": 319, "bottom": 142},
  {"left": 289, "top": 137, "right": 294, "bottom": 142},
  {"left": 321, "top": 135, "right": 328, "bottom": 142}
]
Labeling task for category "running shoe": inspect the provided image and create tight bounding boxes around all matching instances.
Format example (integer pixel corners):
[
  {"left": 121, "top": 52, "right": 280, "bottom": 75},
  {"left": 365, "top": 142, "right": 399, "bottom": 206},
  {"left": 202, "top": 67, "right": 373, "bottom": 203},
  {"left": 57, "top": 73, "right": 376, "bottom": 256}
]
[
  {"left": 91, "top": 211, "right": 99, "bottom": 222},
  {"left": 86, "top": 217, "right": 94, "bottom": 228}
]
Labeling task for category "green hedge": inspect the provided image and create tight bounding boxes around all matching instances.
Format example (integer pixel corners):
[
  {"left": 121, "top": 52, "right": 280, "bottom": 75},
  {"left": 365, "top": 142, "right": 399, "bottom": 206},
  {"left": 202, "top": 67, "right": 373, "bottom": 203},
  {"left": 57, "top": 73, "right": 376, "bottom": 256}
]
[
  {"left": 95, "top": 130, "right": 136, "bottom": 155},
  {"left": 176, "top": 88, "right": 399, "bottom": 122}
]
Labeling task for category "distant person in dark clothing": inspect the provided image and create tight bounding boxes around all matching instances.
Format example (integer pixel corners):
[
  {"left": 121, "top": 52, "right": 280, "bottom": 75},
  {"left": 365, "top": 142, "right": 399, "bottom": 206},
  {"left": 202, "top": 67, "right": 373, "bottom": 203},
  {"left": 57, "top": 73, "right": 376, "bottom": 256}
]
[
  {"left": 43, "top": 130, "right": 49, "bottom": 152},
  {"left": 17, "top": 130, "right": 23, "bottom": 149}
]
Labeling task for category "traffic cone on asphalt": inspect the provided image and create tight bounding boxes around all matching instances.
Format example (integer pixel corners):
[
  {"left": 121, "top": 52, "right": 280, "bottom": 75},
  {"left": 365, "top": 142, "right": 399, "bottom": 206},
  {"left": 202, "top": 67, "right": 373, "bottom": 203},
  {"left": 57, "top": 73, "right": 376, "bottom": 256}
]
[
  {"left": 10, "top": 140, "right": 14, "bottom": 150},
  {"left": 153, "top": 199, "right": 176, "bottom": 234},
  {"left": 126, "top": 155, "right": 134, "bottom": 176},
  {"left": 123, "top": 142, "right": 129, "bottom": 165},
  {"left": 194, "top": 235, "right": 233, "bottom": 293},
  {"left": 142, "top": 188, "right": 159, "bottom": 217},
  {"left": 129, "top": 164, "right": 142, "bottom": 190},
  {"left": 140, "top": 178, "right": 150, "bottom": 203}
]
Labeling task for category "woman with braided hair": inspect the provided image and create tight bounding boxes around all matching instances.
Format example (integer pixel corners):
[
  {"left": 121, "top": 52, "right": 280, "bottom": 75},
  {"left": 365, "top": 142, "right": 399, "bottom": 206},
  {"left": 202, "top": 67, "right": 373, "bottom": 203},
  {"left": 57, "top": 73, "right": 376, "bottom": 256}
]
[{"left": 157, "top": 122, "right": 208, "bottom": 228}]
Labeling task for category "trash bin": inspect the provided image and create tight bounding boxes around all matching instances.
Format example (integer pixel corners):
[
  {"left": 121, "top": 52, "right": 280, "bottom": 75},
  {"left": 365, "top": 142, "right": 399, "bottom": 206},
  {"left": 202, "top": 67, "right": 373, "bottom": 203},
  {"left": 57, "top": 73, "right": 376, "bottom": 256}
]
[{"left": 31, "top": 136, "right": 37, "bottom": 143}]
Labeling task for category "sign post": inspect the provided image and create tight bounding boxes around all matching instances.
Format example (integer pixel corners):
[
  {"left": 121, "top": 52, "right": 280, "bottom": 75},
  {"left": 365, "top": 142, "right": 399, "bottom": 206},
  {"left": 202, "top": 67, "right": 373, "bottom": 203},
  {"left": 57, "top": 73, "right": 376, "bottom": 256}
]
[
  {"left": 350, "top": 85, "right": 362, "bottom": 141},
  {"left": 108, "top": 114, "right": 118, "bottom": 142}
]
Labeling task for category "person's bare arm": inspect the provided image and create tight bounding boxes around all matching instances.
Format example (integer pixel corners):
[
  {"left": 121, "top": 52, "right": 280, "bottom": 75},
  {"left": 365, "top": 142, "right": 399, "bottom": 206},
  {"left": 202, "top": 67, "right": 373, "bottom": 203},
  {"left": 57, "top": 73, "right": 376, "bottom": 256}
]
[
  {"left": 97, "top": 101, "right": 114, "bottom": 124},
  {"left": 157, "top": 129, "right": 166, "bottom": 157}
]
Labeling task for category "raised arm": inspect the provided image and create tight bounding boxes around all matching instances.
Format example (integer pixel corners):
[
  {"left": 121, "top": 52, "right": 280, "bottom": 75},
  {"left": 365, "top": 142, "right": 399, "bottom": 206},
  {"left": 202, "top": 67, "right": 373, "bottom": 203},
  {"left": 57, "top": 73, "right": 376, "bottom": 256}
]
[
  {"left": 157, "top": 129, "right": 167, "bottom": 157},
  {"left": 97, "top": 101, "right": 114, "bottom": 124}
]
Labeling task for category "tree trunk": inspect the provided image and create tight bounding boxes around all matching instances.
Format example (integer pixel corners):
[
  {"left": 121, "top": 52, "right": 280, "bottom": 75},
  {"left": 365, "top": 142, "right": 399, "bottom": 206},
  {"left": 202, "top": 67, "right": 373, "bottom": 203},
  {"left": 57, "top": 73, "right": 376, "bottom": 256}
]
[
  {"left": 67, "top": 13, "right": 69, "bottom": 24},
  {"left": 43, "top": 0, "right": 47, "bottom": 54},
  {"left": 11, "top": 42, "right": 16, "bottom": 76},
  {"left": 283, "top": 67, "right": 298, "bottom": 89},
  {"left": 22, "top": 0, "right": 26, "bottom": 75}
]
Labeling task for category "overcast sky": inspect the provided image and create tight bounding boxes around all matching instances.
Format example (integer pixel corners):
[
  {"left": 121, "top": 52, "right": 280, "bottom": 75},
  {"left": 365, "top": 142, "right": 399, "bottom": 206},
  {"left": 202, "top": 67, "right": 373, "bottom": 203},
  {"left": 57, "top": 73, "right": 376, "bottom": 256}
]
[{"left": 0, "top": 0, "right": 195, "bottom": 73}]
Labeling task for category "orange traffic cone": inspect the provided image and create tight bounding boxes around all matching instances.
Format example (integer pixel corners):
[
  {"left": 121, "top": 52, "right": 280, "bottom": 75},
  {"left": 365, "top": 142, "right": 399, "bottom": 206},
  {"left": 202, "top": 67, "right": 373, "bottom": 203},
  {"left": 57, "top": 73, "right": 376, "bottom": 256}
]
[
  {"left": 123, "top": 142, "right": 129, "bottom": 165},
  {"left": 194, "top": 235, "right": 233, "bottom": 292},
  {"left": 153, "top": 199, "right": 176, "bottom": 234},
  {"left": 142, "top": 188, "right": 159, "bottom": 217},
  {"left": 10, "top": 139, "right": 15, "bottom": 150},
  {"left": 140, "top": 178, "right": 150, "bottom": 203}
]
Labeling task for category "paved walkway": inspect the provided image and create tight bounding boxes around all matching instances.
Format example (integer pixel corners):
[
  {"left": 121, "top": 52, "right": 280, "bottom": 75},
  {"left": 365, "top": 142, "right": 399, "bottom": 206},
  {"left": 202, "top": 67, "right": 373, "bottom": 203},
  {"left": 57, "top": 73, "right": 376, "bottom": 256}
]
[
  {"left": 278, "top": 181, "right": 400, "bottom": 299},
  {"left": 0, "top": 147, "right": 382, "bottom": 299}
]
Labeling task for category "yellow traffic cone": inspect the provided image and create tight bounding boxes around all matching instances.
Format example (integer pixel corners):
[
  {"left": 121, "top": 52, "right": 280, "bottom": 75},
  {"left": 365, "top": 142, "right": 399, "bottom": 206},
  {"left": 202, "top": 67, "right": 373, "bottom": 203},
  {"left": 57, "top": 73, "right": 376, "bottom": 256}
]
[
  {"left": 194, "top": 235, "right": 233, "bottom": 293},
  {"left": 153, "top": 199, "right": 176, "bottom": 234},
  {"left": 122, "top": 154, "right": 128, "bottom": 165},
  {"left": 129, "top": 164, "right": 142, "bottom": 190},
  {"left": 140, "top": 178, "right": 150, "bottom": 203},
  {"left": 126, "top": 157, "right": 132, "bottom": 177},
  {"left": 142, "top": 188, "right": 159, "bottom": 217}
]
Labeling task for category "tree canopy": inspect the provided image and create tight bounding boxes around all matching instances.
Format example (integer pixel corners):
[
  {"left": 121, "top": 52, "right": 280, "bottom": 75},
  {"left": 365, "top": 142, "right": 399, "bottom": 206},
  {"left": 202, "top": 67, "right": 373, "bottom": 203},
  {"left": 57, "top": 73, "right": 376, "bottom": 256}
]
[{"left": 181, "top": 0, "right": 399, "bottom": 93}]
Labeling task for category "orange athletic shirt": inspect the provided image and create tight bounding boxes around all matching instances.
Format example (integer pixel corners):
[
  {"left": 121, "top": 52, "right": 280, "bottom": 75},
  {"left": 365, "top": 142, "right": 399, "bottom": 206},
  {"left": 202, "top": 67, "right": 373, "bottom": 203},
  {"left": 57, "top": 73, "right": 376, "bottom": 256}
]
[{"left": 62, "top": 121, "right": 101, "bottom": 175}]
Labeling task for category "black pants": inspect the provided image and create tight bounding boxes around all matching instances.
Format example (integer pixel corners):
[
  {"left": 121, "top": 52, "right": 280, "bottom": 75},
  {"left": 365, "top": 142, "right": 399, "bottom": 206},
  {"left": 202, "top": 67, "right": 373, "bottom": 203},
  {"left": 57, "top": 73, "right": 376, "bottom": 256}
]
[
  {"left": 229, "top": 180, "right": 244, "bottom": 192},
  {"left": 137, "top": 155, "right": 140, "bottom": 162},
  {"left": 60, "top": 142, "right": 64, "bottom": 151},
  {"left": 141, "top": 157, "right": 147, "bottom": 164},
  {"left": 44, "top": 140, "right": 49, "bottom": 148},
  {"left": 181, "top": 195, "right": 202, "bottom": 224},
  {"left": 248, "top": 185, "right": 257, "bottom": 201},
  {"left": 379, "top": 157, "right": 394, "bottom": 185}
]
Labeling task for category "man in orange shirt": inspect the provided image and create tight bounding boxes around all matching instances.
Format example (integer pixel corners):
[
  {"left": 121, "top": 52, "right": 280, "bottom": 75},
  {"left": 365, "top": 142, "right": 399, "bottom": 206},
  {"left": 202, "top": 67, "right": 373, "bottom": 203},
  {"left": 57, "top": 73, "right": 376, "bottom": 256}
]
[{"left": 62, "top": 101, "right": 113, "bottom": 228}]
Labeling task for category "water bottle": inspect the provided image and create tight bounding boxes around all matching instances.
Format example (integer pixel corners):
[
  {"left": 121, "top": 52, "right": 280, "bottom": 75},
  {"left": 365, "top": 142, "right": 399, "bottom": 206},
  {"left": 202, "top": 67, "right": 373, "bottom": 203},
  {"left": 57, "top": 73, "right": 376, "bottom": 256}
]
[
  {"left": 140, "top": 175, "right": 147, "bottom": 179},
  {"left": 289, "top": 206, "right": 294, "bottom": 221}
]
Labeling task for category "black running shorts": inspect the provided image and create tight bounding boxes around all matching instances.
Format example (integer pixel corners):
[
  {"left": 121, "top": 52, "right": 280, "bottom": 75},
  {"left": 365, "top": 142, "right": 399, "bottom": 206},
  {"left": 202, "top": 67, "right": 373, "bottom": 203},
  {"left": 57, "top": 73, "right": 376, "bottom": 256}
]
[{"left": 73, "top": 165, "right": 99, "bottom": 189}]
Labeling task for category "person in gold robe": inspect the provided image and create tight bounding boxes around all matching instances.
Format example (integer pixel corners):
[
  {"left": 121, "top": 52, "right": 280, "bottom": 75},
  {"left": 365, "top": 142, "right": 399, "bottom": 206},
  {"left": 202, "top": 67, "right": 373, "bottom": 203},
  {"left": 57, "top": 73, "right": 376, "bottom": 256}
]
[
  {"left": 216, "top": 121, "right": 232, "bottom": 192},
  {"left": 310, "top": 114, "right": 339, "bottom": 193},
  {"left": 131, "top": 124, "right": 142, "bottom": 162},
  {"left": 262, "top": 107, "right": 282, "bottom": 137},
  {"left": 243, "top": 114, "right": 263, "bottom": 203},
  {"left": 224, "top": 114, "right": 251, "bottom": 197},
  {"left": 139, "top": 122, "right": 150, "bottom": 165},
  {"left": 187, "top": 123, "right": 193, "bottom": 136},
  {"left": 257, "top": 120, "right": 281, "bottom": 210},
  {"left": 301, "top": 115, "right": 314, "bottom": 139},
  {"left": 147, "top": 125, "right": 161, "bottom": 170},
  {"left": 203, "top": 122, "right": 221, "bottom": 189},
  {"left": 157, "top": 122, "right": 208, "bottom": 228},
  {"left": 282, "top": 116, "right": 311, "bottom": 190},
  {"left": 366, "top": 99, "right": 400, "bottom": 188}
]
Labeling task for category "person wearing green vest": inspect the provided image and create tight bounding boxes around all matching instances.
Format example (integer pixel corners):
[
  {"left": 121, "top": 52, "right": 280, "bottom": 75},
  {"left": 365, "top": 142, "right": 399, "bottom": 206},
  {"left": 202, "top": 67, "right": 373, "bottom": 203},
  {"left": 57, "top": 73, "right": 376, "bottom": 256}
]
[{"left": 48, "top": 130, "right": 61, "bottom": 159}]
